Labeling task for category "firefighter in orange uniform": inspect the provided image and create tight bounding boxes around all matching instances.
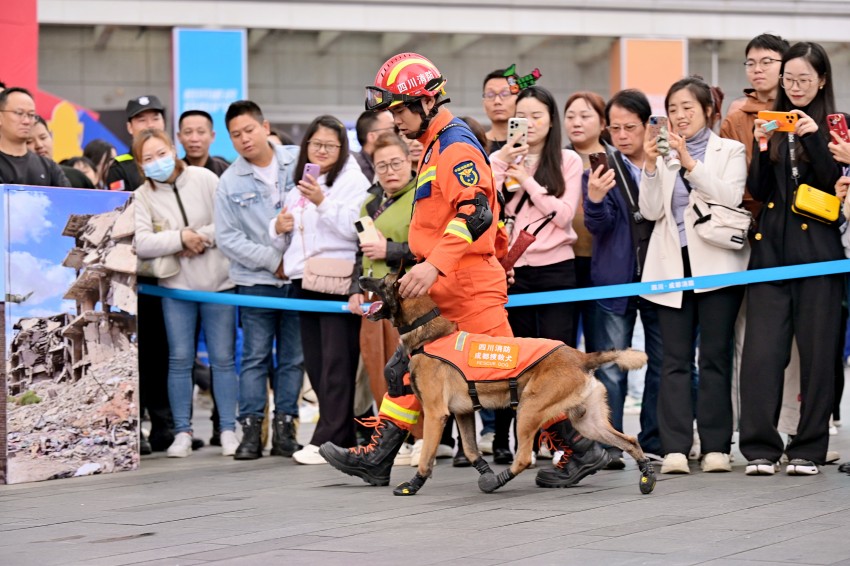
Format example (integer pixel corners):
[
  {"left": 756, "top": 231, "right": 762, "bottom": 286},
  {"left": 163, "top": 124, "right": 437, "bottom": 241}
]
[{"left": 319, "top": 53, "right": 606, "bottom": 490}]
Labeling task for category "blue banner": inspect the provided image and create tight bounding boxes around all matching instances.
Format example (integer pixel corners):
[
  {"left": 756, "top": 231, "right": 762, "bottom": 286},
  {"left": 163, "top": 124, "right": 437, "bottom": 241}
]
[{"left": 172, "top": 28, "right": 247, "bottom": 163}]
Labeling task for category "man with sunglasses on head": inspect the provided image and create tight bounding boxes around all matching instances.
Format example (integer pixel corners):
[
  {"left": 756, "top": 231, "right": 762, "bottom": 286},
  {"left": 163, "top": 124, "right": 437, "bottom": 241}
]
[
  {"left": 319, "top": 52, "right": 512, "bottom": 492},
  {"left": 0, "top": 87, "right": 69, "bottom": 186},
  {"left": 481, "top": 69, "right": 518, "bottom": 153}
]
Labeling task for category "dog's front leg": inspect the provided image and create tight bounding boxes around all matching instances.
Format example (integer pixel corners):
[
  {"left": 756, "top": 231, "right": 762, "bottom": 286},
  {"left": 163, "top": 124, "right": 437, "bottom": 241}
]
[{"left": 393, "top": 411, "right": 447, "bottom": 496}]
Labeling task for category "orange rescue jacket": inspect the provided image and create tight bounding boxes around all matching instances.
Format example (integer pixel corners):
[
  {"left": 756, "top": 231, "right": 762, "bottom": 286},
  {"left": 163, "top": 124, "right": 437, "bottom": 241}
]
[
  {"left": 411, "top": 110, "right": 507, "bottom": 274},
  {"left": 417, "top": 330, "right": 564, "bottom": 409}
]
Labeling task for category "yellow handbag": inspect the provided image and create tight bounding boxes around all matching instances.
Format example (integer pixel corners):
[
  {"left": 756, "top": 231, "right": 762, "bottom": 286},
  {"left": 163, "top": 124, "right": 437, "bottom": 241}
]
[{"left": 792, "top": 183, "right": 840, "bottom": 224}]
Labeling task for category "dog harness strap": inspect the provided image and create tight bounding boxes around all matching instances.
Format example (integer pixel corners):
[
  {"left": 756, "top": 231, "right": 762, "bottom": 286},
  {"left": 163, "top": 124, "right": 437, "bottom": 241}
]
[
  {"left": 399, "top": 307, "right": 441, "bottom": 335},
  {"left": 508, "top": 378, "right": 519, "bottom": 409},
  {"left": 467, "top": 381, "right": 482, "bottom": 411}
]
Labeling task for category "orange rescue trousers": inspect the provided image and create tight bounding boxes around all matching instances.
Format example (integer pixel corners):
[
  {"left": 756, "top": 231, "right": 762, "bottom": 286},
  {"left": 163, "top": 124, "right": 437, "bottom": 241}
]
[{"left": 375, "top": 255, "right": 578, "bottom": 431}]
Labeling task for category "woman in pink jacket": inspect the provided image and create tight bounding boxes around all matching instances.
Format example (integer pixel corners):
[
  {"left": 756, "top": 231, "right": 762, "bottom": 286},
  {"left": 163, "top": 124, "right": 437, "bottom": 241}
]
[{"left": 489, "top": 85, "right": 588, "bottom": 470}]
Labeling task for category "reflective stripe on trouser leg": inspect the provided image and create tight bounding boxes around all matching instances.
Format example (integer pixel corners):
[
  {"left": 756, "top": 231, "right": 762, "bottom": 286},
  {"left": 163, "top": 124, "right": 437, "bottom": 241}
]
[{"left": 379, "top": 393, "right": 421, "bottom": 430}]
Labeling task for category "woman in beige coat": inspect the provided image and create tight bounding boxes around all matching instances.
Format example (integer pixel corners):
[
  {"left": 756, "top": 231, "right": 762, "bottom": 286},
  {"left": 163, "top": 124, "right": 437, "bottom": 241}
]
[{"left": 639, "top": 77, "right": 749, "bottom": 475}]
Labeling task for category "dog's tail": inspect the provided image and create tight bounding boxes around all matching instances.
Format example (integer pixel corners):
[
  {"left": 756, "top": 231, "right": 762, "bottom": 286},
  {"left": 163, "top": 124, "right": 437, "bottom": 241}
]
[{"left": 582, "top": 349, "right": 648, "bottom": 372}]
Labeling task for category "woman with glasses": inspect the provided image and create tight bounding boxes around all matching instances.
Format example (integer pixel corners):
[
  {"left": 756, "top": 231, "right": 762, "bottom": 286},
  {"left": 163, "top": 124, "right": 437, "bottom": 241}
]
[
  {"left": 347, "top": 132, "right": 416, "bottom": 445},
  {"left": 278, "top": 115, "right": 371, "bottom": 464},
  {"left": 740, "top": 42, "right": 846, "bottom": 477},
  {"left": 489, "top": 85, "right": 588, "bottom": 470},
  {"left": 639, "top": 76, "right": 748, "bottom": 475}
]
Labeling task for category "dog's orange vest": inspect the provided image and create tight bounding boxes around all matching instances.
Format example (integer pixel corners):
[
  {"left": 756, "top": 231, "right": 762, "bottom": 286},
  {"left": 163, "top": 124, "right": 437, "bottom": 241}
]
[{"left": 416, "top": 331, "right": 564, "bottom": 409}]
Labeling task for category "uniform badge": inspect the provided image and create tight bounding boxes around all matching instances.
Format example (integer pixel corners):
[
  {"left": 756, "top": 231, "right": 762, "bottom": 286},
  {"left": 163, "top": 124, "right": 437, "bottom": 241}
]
[
  {"left": 109, "top": 180, "right": 125, "bottom": 191},
  {"left": 453, "top": 160, "right": 479, "bottom": 187}
]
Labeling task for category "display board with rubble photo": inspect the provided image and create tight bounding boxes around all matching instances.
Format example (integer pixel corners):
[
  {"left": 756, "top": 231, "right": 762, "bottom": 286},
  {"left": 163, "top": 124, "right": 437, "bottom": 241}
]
[{"left": 1, "top": 185, "right": 138, "bottom": 484}]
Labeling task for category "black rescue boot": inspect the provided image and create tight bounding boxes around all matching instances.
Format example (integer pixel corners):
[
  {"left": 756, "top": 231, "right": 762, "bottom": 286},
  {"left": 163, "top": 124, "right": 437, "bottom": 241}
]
[
  {"left": 318, "top": 417, "right": 408, "bottom": 486},
  {"left": 234, "top": 416, "right": 264, "bottom": 460},
  {"left": 536, "top": 418, "right": 611, "bottom": 488},
  {"left": 270, "top": 413, "right": 302, "bottom": 457}
]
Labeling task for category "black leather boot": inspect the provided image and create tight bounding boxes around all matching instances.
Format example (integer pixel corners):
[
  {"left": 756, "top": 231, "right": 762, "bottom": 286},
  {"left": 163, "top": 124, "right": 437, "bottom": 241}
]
[
  {"left": 234, "top": 416, "right": 264, "bottom": 460},
  {"left": 270, "top": 413, "right": 302, "bottom": 457},
  {"left": 318, "top": 418, "right": 409, "bottom": 486},
  {"left": 535, "top": 418, "right": 610, "bottom": 488}
]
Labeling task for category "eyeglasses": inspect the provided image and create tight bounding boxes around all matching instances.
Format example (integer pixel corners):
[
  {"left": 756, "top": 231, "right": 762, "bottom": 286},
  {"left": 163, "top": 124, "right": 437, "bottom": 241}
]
[
  {"left": 744, "top": 57, "right": 781, "bottom": 70},
  {"left": 307, "top": 140, "right": 341, "bottom": 153},
  {"left": 780, "top": 75, "right": 815, "bottom": 90},
  {"left": 1, "top": 109, "right": 37, "bottom": 122},
  {"left": 375, "top": 158, "right": 406, "bottom": 175},
  {"left": 606, "top": 123, "right": 642, "bottom": 134},
  {"left": 482, "top": 89, "right": 515, "bottom": 101}
]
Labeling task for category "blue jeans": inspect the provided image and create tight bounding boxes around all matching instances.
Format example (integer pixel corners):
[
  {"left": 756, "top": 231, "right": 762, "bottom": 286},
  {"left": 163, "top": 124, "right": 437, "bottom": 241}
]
[
  {"left": 479, "top": 409, "right": 495, "bottom": 435},
  {"left": 237, "top": 284, "right": 304, "bottom": 418},
  {"left": 162, "top": 294, "right": 238, "bottom": 434},
  {"left": 595, "top": 297, "right": 662, "bottom": 454}
]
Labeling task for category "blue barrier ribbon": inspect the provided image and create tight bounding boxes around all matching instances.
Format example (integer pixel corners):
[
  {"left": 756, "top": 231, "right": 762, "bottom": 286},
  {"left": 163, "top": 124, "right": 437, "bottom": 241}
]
[{"left": 138, "top": 259, "right": 850, "bottom": 312}]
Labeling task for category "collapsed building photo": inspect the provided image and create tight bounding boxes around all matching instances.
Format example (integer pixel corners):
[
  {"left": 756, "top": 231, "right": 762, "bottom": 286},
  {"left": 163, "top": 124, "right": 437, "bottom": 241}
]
[{"left": 4, "top": 193, "right": 139, "bottom": 485}]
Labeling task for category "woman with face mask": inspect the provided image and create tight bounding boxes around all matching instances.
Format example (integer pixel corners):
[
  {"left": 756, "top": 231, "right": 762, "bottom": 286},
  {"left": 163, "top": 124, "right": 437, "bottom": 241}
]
[
  {"left": 639, "top": 77, "right": 749, "bottom": 475},
  {"left": 133, "top": 128, "right": 238, "bottom": 459},
  {"left": 741, "top": 42, "right": 846, "bottom": 477}
]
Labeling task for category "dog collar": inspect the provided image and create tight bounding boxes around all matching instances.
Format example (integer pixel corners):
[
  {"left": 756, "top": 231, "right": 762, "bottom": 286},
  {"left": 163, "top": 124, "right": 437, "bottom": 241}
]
[{"left": 399, "top": 307, "right": 441, "bottom": 335}]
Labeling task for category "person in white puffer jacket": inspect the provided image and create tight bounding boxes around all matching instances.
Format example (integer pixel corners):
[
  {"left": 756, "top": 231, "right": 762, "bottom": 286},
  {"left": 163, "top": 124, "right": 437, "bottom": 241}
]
[{"left": 133, "top": 128, "right": 238, "bottom": 459}]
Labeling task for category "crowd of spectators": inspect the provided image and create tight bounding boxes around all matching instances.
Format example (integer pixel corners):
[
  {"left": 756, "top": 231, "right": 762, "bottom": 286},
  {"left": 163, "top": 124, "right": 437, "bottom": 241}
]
[{"left": 3, "top": 33, "right": 849, "bottom": 479}]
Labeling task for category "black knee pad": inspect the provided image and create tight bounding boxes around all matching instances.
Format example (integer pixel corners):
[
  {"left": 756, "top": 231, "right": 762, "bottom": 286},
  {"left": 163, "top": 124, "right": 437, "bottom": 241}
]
[{"left": 384, "top": 346, "right": 410, "bottom": 398}]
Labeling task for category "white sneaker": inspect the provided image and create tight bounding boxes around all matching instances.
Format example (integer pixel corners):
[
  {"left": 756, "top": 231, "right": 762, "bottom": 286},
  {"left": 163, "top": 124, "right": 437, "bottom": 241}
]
[
  {"left": 552, "top": 450, "right": 564, "bottom": 465},
  {"left": 410, "top": 439, "right": 423, "bottom": 467},
  {"left": 220, "top": 430, "right": 239, "bottom": 457},
  {"left": 479, "top": 432, "right": 494, "bottom": 455},
  {"left": 293, "top": 444, "right": 326, "bottom": 465},
  {"left": 830, "top": 425, "right": 838, "bottom": 436},
  {"left": 298, "top": 402, "right": 319, "bottom": 424},
  {"left": 701, "top": 452, "right": 732, "bottom": 473},
  {"left": 688, "top": 429, "right": 701, "bottom": 460},
  {"left": 661, "top": 452, "right": 690, "bottom": 474},
  {"left": 167, "top": 432, "right": 193, "bottom": 458},
  {"left": 436, "top": 443, "right": 453, "bottom": 459},
  {"left": 786, "top": 458, "right": 819, "bottom": 476},
  {"left": 827, "top": 450, "right": 840, "bottom": 464},
  {"left": 394, "top": 443, "right": 413, "bottom": 466},
  {"left": 746, "top": 459, "right": 779, "bottom": 476}
]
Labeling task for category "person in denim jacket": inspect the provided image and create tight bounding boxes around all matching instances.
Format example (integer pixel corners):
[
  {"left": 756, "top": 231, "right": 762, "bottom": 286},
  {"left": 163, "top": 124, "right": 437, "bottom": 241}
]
[{"left": 215, "top": 100, "right": 305, "bottom": 461}]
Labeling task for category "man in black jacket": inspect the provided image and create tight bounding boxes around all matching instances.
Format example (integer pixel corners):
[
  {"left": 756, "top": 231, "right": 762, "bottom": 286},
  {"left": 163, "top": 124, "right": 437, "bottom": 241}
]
[{"left": 0, "top": 87, "right": 70, "bottom": 187}]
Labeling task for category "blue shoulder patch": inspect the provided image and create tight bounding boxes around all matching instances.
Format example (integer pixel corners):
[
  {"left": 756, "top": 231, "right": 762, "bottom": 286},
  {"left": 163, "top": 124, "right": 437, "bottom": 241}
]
[{"left": 452, "top": 160, "right": 480, "bottom": 187}]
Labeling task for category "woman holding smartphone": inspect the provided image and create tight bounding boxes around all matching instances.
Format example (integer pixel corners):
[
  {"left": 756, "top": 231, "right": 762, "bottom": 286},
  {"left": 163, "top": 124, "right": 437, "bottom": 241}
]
[
  {"left": 564, "top": 91, "right": 609, "bottom": 353},
  {"left": 639, "top": 76, "right": 748, "bottom": 475},
  {"left": 278, "top": 115, "right": 371, "bottom": 464},
  {"left": 490, "top": 86, "right": 592, "bottom": 473},
  {"left": 740, "top": 42, "right": 844, "bottom": 477}
]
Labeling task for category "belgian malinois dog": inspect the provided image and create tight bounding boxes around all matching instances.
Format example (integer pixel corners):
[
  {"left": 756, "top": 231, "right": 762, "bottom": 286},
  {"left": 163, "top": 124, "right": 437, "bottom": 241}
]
[{"left": 360, "top": 270, "right": 657, "bottom": 496}]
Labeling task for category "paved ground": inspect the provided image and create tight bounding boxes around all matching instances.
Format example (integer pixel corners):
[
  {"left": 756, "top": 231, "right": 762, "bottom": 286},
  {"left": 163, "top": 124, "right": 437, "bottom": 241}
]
[{"left": 4, "top": 390, "right": 850, "bottom": 566}]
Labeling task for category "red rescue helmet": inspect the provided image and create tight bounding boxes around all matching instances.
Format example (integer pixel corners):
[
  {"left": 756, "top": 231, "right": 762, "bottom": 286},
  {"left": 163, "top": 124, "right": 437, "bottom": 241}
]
[{"left": 365, "top": 52, "right": 447, "bottom": 112}]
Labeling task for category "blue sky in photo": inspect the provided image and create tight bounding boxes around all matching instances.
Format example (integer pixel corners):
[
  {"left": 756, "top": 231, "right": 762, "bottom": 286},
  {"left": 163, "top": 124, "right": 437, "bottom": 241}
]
[{"left": 3, "top": 186, "right": 130, "bottom": 336}]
